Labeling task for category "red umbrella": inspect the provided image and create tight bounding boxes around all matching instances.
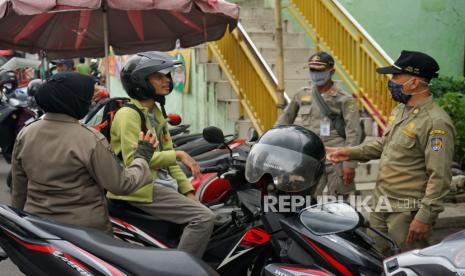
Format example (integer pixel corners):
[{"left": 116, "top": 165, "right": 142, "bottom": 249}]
[{"left": 0, "top": 0, "right": 239, "bottom": 58}]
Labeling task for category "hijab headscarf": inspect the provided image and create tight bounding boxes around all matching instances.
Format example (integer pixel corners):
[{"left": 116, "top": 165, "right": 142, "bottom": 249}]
[{"left": 35, "top": 72, "right": 95, "bottom": 119}]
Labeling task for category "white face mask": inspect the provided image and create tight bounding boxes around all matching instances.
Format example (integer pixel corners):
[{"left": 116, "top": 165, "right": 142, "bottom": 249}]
[{"left": 310, "top": 70, "right": 332, "bottom": 86}]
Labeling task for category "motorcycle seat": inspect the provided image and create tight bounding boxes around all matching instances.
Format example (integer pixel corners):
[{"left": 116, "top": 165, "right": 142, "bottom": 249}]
[
  {"left": 25, "top": 216, "right": 216, "bottom": 276},
  {"left": 169, "top": 124, "right": 190, "bottom": 137},
  {"left": 107, "top": 199, "right": 184, "bottom": 246}
]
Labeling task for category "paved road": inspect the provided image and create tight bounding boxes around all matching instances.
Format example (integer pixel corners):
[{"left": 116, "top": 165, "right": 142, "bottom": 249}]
[{"left": 0, "top": 158, "right": 23, "bottom": 275}]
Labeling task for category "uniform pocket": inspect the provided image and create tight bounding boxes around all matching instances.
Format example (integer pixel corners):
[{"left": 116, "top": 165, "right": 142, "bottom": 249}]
[
  {"left": 294, "top": 104, "right": 312, "bottom": 126},
  {"left": 396, "top": 132, "right": 416, "bottom": 149},
  {"left": 298, "top": 104, "right": 312, "bottom": 115}
]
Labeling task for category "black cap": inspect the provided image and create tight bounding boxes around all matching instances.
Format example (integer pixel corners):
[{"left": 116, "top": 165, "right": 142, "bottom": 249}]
[
  {"left": 377, "top": 50, "right": 439, "bottom": 80},
  {"left": 51, "top": 59, "right": 75, "bottom": 68},
  {"left": 307, "top": 51, "right": 334, "bottom": 71}
]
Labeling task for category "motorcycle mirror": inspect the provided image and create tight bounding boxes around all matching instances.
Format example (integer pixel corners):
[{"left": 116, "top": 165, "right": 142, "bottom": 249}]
[
  {"left": 299, "top": 202, "right": 360, "bottom": 235},
  {"left": 203, "top": 126, "right": 225, "bottom": 144},
  {"left": 247, "top": 127, "right": 259, "bottom": 142},
  {"left": 167, "top": 113, "right": 182, "bottom": 126}
]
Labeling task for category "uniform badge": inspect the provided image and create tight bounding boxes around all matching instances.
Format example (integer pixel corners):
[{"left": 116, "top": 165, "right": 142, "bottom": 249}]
[
  {"left": 430, "top": 129, "right": 446, "bottom": 135},
  {"left": 431, "top": 137, "right": 443, "bottom": 151},
  {"left": 301, "top": 95, "right": 312, "bottom": 103}
]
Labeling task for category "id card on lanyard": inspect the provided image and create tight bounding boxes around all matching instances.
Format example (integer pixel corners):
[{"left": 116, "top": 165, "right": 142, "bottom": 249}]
[{"left": 320, "top": 117, "right": 331, "bottom": 136}]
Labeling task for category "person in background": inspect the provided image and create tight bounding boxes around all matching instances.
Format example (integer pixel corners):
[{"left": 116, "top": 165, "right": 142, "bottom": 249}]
[
  {"left": 276, "top": 51, "right": 362, "bottom": 197},
  {"left": 76, "top": 57, "right": 91, "bottom": 76},
  {"left": 51, "top": 59, "right": 75, "bottom": 73}
]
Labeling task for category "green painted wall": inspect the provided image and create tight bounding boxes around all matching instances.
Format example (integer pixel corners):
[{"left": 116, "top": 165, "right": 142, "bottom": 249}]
[
  {"left": 263, "top": 0, "right": 465, "bottom": 76},
  {"left": 337, "top": 0, "right": 465, "bottom": 77},
  {"left": 162, "top": 50, "right": 236, "bottom": 135}
]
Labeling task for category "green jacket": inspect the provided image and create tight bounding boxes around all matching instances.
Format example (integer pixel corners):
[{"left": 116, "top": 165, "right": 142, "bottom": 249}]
[
  {"left": 107, "top": 99, "right": 194, "bottom": 203},
  {"left": 349, "top": 96, "right": 456, "bottom": 224}
]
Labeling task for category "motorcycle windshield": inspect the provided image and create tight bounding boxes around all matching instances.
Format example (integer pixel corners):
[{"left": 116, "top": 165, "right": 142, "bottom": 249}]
[
  {"left": 419, "top": 230, "right": 465, "bottom": 268},
  {"left": 245, "top": 143, "right": 323, "bottom": 192}
]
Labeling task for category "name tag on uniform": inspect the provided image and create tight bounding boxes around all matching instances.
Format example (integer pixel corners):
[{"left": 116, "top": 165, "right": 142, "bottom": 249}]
[
  {"left": 301, "top": 95, "right": 312, "bottom": 103},
  {"left": 320, "top": 119, "right": 330, "bottom": 136}
]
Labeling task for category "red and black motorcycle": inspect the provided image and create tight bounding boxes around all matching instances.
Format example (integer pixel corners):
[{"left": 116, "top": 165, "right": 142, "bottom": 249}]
[
  {"left": 0, "top": 72, "right": 37, "bottom": 189},
  {"left": 107, "top": 126, "right": 398, "bottom": 276}
]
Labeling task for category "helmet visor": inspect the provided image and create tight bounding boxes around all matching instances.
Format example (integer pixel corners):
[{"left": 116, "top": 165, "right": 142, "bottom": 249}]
[{"left": 245, "top": 144, "right": 324, "bottom": 192}]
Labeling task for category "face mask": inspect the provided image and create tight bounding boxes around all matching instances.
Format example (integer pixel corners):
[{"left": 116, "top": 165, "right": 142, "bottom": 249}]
[
  {"left": 387, "top": 78, "right": 428, "bottom": 104},
  {"left": 310, "top": 70, "right": 331, "bottom": 86}
]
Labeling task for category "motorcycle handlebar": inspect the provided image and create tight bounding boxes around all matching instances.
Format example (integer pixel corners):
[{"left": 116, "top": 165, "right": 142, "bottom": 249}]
[{"left": 200, "top": 164, "right": 227, "bottom": 173}]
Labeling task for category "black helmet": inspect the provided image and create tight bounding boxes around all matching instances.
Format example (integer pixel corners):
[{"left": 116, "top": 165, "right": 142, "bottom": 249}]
[
  {"left": 51, "top": 59, "right": 75, "bottom": 70},
  {"left": 27, "top": 79, "right": 44, "bottom": 97},
  {"left": 245, "top": 125, "right": 326, "bottom": 193},
  {"left": 0, "top": 70, "right": 18, "bottom": 92},
  {"left": 120, "top": 51, "right": 181, "bottom": 103}
]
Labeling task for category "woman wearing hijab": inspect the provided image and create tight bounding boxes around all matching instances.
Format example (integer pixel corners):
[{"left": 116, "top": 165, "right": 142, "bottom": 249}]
[{"left": 11, "top": 72, "right": 156, "bottom": 234}]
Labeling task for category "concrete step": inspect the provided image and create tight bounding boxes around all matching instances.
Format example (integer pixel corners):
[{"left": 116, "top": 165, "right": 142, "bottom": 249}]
[
  {"left": 205, "top": 63, "right": 229, "bottom": 82},
  {"left": 355, "top": 159, "right": 380, "bottom": 184},
  {"left": 240, "top": 7, "right": 276, "bottom": 20},
  {"left": 248, "top": 31, "right": 306, "bottom": 49},
  {"left": 284, "top": 79, "right": 309, "bottom": 98},
  {"left": 236, "top": 119, "right": 254, "bottom": 139},
  {"left": 226, "top": 100, "right": 241, "bottom": 121},
  {"left": 269, "top": 62, "right": 309, "bottom": 80},
  {"left": 214, "top": 81, "right": 236, "bottom": 101},
  {"left": 240, "top": 18, "right": 276, "bottom": 33},
  {"left": 260, "top": 47, "right": 312, "bottom": 63},
  {"left": 196, "top": 46, "right": 209, "bottom": 64}
]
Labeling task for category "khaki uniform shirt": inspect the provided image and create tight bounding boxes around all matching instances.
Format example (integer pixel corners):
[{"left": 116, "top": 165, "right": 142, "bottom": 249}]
[
  {"left": 350, "top": 96, "right": 456, "bottom": 224},
  {"left": 276, "top": 84, "right": 362, "bottom": 168},
  {"left": 11, "top": 113, "right": 152, "bottom": 234}
]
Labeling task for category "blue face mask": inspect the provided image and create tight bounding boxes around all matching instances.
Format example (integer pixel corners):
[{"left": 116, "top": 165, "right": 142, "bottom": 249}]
[{"left": 310, "top": 70, "right": 331, "bottom": 86}]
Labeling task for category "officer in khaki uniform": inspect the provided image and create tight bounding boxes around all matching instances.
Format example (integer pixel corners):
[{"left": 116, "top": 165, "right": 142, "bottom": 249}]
[
  {"left": 11, "top": 72, "right": 154, "bottom": 235},
  {"left": 276, "top": 52, "right": 362, "bottom": 196},
  {"left": 327, "top": 51, "right": 456, "bottom": 255}
]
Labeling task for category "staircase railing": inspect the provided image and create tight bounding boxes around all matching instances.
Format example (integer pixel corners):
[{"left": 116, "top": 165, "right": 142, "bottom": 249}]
[
  {"left": 208, "top": 23, "right": 285, "bottom": 135},
  {"left": 287, "top": 0, "right": 396, "bottom": 129}
]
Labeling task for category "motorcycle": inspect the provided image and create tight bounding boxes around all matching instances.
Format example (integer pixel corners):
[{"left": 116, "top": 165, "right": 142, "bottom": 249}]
[
  {"left": 108, "top": 126, "right": 398, "bottom": 276},
  {"left": 83, "top": 100, "right": 250, "bottom": 206},
  {"left": 1, "top": 83, "right": 37, "bottom": 189},
  {"left": 0, "top": 204, "right": 217, "bottom": 276},
  {"left": 383, "top": 230, "right": 465, "bottom": 276}
]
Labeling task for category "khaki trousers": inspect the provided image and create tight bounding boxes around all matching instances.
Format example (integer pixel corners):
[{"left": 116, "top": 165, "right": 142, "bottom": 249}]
[
  {"left": 131, "top": 184, "right": 215, "bottom": 258},
  {"left": 369, "top": 211, "right": 430, "bottom": 257}
]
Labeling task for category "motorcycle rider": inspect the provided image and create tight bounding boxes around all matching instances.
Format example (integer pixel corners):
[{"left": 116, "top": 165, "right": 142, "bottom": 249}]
[
  {"left": 11, "top": 72, "right": 157, "bottom": 235},
  {"left": 107, "top": 51, "right": 215, "bottom": 258}
]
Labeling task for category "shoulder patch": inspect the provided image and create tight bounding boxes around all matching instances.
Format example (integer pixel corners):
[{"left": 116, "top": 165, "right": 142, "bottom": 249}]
[{"left": 431, "top": 137, "right": 443, "bottom": 151}]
